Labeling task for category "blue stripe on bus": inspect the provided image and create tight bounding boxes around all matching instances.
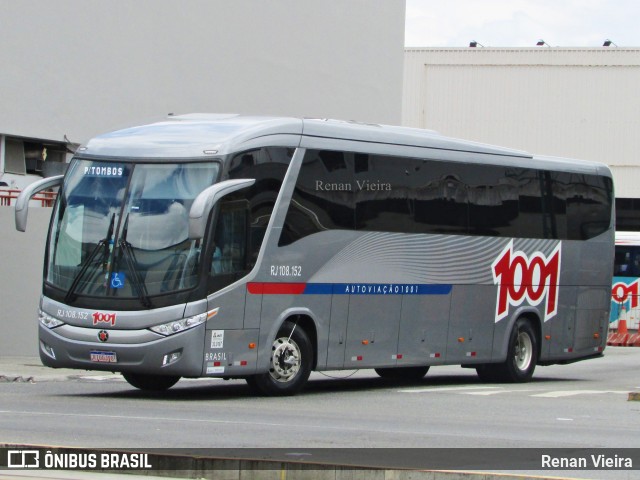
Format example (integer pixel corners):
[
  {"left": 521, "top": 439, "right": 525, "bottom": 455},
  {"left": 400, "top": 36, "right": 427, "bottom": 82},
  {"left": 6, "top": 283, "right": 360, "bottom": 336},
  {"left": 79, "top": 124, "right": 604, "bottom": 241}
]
[
  {"left": 247, "top": 282, "right": 453, "bottom": 295},
  {"left": 302, "top": 283, "right": 452, "bottom": 295}
]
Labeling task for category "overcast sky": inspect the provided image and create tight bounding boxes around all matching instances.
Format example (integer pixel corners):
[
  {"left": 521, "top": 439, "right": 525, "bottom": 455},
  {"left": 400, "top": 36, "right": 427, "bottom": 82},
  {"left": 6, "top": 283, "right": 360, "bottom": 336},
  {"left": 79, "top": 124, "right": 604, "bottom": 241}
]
[{"left": 405, "top": 0, "right": 640, "bottom": 48}]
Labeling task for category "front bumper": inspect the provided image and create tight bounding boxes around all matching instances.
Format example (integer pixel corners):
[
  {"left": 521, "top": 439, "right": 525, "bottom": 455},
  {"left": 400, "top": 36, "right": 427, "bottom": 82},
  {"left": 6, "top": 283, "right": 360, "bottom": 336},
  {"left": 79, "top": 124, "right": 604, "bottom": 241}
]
[{"left": 38, "top": 323, "right": 205, "bottom": 377}]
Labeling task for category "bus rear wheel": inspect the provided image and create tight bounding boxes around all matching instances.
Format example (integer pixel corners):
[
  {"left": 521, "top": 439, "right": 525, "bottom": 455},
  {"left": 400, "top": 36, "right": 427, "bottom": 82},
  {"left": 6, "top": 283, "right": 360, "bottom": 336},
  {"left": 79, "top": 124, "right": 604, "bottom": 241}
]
[
  {"left": 476, "top": 317, "right": 537, "bottom": 383},
  {"left": 375, "top": 366, "right": 429, "bottom": 381},
  {"left": 122, "top": 372, "right": 180, "bottom": 391},
  {"left": 246, "top": 320, "right": 313, "bottom": 396}
]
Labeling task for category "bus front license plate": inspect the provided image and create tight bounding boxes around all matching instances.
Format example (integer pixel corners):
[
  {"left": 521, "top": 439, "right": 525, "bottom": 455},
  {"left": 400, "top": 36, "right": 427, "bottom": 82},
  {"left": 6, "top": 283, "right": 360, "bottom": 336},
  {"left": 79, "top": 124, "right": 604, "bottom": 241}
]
[{"left": 90, "top": 351, "right": 117, "bottom": 363}]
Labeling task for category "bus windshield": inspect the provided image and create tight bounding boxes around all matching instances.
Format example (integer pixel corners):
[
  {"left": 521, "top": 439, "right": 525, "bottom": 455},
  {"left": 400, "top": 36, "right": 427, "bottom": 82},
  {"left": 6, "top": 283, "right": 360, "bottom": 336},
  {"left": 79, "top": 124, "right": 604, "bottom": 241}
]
[{"left": 46, "top": 159, "right": 219, "bottom": 305}]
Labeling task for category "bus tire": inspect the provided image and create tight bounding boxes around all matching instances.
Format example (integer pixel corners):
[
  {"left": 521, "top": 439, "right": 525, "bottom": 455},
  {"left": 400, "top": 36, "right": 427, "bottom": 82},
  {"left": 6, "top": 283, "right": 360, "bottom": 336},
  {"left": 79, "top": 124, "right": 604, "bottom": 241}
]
[
  {"left": 249, "top": 320, "right": 313, "bottom": 396},
  {"left": 476, "top": 317, "right": 537, "bottom": 383},
  {"left": 122, "top": 372, "right": 180, "bottom": 391},
  {"left": 375, "top": 366, "right": 429, "bottom": 381}
]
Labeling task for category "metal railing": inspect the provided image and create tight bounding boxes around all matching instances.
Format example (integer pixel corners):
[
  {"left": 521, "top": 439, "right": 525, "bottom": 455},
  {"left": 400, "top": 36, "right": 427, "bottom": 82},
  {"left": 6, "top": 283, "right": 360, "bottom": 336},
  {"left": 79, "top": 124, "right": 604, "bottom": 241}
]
[{"left": 0, "top": 188, "right": 57, "bottom": 207}]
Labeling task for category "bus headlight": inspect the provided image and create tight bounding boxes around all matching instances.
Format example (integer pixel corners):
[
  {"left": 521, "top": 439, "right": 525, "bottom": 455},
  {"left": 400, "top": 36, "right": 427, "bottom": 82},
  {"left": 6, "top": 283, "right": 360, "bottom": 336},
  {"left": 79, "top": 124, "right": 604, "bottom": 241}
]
[
  {"left": 39, "top": 310, "right": 65, "bottom": 329},
  {"left": 150, "top": 313, "right": 207, "bottom": 336}
]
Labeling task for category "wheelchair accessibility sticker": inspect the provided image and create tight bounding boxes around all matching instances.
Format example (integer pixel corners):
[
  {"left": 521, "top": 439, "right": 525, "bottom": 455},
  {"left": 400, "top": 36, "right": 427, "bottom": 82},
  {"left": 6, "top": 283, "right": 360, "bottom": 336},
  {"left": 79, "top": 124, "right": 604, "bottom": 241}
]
[{"left": 110, "top": 272, "right": 125, "bottom": 289}]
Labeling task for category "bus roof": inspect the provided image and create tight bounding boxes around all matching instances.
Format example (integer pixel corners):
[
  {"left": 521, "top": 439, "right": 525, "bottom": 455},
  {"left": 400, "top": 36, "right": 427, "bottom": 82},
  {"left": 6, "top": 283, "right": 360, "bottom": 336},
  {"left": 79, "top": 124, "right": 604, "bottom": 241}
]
[
  {"left": 78, "top": 114, "right": 611, "bottom": 176},
  {"left": 82, "top": 114, "right": 303, "bottom": 158}
]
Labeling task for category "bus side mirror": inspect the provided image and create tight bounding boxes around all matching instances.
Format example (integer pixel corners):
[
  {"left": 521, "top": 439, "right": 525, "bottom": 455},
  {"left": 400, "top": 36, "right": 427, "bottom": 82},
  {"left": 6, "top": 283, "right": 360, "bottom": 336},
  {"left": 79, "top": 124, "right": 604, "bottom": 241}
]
[
  {"left": 188, "top": 178, "right": 256, "bottom": 239},
  {"left": 15, "top": 175, "right": 64, "bottom": 232}
]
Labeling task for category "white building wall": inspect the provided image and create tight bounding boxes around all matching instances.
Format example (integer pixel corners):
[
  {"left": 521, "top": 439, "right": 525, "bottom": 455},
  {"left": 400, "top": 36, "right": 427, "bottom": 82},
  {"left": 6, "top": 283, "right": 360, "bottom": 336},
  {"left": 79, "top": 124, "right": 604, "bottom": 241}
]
[
  {"left": 1, "top": 0, "right": 405, "bottom": 145},
  {"left": 403, "top": 48, "right": 640, "bottom": 197}
]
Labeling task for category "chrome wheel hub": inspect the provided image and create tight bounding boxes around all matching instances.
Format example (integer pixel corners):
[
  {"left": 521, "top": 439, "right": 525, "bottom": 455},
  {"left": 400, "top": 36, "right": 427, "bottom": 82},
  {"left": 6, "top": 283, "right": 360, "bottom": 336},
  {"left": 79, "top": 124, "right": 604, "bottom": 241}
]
[
  {"left": 269, "top": 337, "right": 301, "bottom": 383},
  {"left": 515, "top": 331, "right": 533, "bottom": 371}
]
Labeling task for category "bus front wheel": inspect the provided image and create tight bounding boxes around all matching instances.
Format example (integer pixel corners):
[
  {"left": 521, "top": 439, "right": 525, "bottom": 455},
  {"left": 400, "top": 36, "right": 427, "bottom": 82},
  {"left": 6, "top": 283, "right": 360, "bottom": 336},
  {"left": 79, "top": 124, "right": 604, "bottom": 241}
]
[
  {"left": 122, "top": 372, "right": 180, "bottom": 391},
  {"left": 246, "top": 320, "right": 313, "bottom": 396}
]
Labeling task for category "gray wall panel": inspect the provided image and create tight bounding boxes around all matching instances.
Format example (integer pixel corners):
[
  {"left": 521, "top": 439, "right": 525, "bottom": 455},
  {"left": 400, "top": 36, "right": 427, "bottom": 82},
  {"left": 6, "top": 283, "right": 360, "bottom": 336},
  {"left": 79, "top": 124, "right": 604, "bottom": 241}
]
[
  {"left": 0, "top": 207, "right": 51, "bottom": 357},
  {"left": 1, "top": 0, "right": 404, "bottom": 144}
]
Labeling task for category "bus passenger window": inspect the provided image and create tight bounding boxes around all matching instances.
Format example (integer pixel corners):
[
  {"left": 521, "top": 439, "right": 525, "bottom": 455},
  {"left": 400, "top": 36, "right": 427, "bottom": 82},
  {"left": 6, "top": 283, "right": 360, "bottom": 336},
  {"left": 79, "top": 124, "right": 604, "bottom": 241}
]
[
  {"left": 613, "top": 247, "right": 640, "bottom": 277},
  {"left": 279, "top": 150, "right": 355, "bottom": 246},
  {"left": 229, "top": 147, "right": 291, "bottom": 256}
]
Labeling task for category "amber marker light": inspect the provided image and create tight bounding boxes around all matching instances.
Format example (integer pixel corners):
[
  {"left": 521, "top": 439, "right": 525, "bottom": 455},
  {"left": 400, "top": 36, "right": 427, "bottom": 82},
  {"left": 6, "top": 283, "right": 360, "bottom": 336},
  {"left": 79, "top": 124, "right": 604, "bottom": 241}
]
[
  {"left": 362, "top": 340, "right": 369, "bottom": 345},
  {"left": 248, "top": 343, "right": 256, "bottom": 349}
]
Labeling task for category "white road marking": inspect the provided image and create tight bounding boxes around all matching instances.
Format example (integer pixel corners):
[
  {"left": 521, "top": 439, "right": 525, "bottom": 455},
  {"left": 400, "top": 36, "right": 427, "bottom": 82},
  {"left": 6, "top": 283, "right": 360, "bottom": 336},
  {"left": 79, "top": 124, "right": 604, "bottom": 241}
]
[
  {"left": 531, "top": 390, "right": 630, "bottom": 398},
  {"left": 463, "top": 389, "right": 537, "bottom": 396},
  {"left": 77, "top": 375, "right": 124, "bottom": 381},
  {"left": 398, "top": 386, "right": 502, "bottom": 393},
  {"left": 398, "top": 387, "right": 632, "bottom": 398}
]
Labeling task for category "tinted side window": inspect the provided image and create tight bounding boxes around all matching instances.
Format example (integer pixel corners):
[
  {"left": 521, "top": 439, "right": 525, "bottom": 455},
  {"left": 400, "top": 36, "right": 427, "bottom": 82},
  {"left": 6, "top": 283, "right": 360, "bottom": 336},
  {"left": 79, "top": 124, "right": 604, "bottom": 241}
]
[
  {"left": 354, "top": 155, "right": 469, "bottom": 234},
  {"left": 279, "top": 148, "right": 612, "bottom": 244},
  {"left": 355, "top": 160, "right": 541, "bottom": 238},
  {"left": 552, "top": 172, "right": 612, "bottom": 240},
  {"left": 208, "top": 147, "right": 291, "bottom": 293},
  {"left": 279, "top": 150, "right": 355, "bottom": 246},
  {"left": 466, "top": 165, "right": 522, "bottom": 237},
  {"left": 227, "top": 147, "right": 292, "bottom": 266},
  {"left": 512, "top": 168, "right": 545, "bottom": 239}
]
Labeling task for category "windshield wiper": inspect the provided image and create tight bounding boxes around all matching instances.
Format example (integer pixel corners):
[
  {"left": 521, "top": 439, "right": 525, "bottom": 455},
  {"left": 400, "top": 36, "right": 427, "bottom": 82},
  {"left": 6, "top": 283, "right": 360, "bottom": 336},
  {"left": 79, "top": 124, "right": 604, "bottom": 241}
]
[
  {"left": 64, "top": 213, "right": 115, "bottom": 304},
  {"left": 118, "top": 213, "right": 153, "bottom": 309}
]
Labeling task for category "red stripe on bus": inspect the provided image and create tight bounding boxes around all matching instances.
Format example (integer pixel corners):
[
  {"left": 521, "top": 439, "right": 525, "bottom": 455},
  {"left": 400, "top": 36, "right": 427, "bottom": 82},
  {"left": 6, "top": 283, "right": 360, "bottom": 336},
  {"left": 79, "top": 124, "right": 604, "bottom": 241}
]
[{"left": 247, "top": 282, "right": 306, "bottom": 295}]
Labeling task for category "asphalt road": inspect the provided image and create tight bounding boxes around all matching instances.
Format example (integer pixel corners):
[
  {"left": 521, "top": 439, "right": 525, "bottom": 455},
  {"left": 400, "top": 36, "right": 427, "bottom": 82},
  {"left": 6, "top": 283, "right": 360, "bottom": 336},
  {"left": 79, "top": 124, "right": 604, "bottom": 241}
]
[{"left": 1, "top": 347, "right": 639, "bottom": 452}]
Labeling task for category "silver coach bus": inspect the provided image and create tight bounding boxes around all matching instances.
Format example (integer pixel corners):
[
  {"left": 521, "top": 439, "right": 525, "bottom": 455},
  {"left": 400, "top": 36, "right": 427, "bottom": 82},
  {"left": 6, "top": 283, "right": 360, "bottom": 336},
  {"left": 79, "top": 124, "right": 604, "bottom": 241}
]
[{"left": 15, "top": 114, "right": 614, "bottom": 395}]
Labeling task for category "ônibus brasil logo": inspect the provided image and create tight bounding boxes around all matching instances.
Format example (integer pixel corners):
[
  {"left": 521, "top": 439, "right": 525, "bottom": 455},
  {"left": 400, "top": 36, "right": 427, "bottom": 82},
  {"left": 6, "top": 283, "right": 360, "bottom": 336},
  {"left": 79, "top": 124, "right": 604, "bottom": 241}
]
[{"left": 492, "top": 240, "right": 561, "bottom": 323}]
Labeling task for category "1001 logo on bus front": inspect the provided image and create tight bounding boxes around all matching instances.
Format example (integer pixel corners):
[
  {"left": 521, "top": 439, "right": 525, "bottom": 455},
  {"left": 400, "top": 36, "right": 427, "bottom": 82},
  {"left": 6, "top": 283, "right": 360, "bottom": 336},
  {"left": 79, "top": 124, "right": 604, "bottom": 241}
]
[
  {"left": 492, "top": 241, "right": 561, "bottom": 323},
  {"left": 92, "top": 311, "right": 117, "bottom": 326}
]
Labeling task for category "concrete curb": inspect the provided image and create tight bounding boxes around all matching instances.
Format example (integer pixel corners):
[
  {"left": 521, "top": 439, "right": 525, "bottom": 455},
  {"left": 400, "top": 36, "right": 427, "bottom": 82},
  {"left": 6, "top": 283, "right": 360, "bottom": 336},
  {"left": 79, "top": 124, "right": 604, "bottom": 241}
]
[{"left": 0, "top": 357, "right": 121, "bottom": 383}]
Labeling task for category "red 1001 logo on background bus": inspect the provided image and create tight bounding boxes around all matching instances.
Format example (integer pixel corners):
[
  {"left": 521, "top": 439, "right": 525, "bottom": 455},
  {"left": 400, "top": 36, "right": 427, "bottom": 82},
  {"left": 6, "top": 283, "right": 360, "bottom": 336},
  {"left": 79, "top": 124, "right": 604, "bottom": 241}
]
[
  {"left": 492, "top": 241, "right": 561, "bottom": 323},
  {"left": 611, "top": 280, "right": 640, "bottom": 309}
]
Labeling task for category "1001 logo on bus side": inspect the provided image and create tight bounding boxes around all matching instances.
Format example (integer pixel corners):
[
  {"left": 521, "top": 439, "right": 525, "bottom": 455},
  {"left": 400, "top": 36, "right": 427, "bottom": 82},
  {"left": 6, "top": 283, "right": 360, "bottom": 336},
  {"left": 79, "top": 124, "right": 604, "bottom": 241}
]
[{"left": 492, "top": 241, "right": 561, "bottom": 323}]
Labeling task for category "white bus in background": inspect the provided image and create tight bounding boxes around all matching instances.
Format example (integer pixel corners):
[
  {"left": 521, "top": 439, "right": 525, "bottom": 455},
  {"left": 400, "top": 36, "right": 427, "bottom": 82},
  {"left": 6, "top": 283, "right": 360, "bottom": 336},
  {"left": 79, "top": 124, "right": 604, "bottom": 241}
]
[{"left": 611, "top": 231, "right": 640, "bottom": 329}]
